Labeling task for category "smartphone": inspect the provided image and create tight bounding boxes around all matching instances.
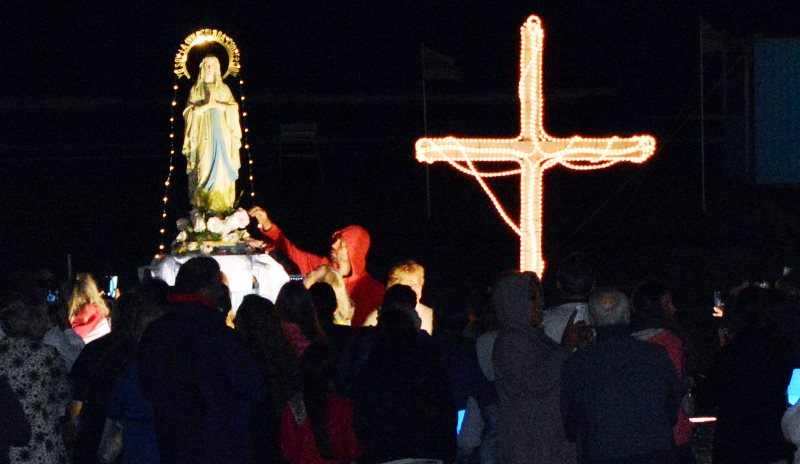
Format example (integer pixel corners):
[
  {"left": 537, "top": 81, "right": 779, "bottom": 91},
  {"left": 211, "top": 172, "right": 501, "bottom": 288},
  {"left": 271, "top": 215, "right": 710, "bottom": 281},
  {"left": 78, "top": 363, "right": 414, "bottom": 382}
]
[
  {"left": 456, "top": 409, "right": 466, "bottom": 434},
  {"left": 788, "top": 369, "right": 800, "bottom": 406},
  {"left": 713, "top": 291, "right": 724, "bottom": 308},
  {"left": 46, "top": 289, "right": 59, "bottom": 305},
  {"left": 105, "top": 275, "right": 118, "bottom": 299}
]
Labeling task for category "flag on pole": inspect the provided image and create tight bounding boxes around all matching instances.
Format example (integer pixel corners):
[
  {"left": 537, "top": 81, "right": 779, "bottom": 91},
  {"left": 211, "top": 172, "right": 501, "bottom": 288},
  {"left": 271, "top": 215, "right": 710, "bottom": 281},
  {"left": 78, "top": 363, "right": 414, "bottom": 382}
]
[
  {"left": 421, "top": 44, "right": 463, "bottom": 81},
  {"left": 702, "top": 19, "right": 726, "bottom": 53}
]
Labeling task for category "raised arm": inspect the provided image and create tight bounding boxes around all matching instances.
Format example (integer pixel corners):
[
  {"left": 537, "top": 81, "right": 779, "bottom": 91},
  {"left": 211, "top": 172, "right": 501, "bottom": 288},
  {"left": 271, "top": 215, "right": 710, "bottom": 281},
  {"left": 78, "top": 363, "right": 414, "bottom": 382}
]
[{"left": 248, "top": 206, "right": 328, "bottom": 275}]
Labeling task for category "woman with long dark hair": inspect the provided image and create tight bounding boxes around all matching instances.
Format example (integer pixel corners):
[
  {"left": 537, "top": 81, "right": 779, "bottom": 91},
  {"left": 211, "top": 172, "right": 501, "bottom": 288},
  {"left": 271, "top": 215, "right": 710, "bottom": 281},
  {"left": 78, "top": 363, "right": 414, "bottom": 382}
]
[
  {"left": 235, "top": 295, "right": 298, "bottom": 416},
  {"left": 235, "top": 294, "right": 298, "bottom": 464},
  {"left": 630, "top": 280, "right": 693, "bottom": 463},
  {"left": 280, "top": 343, "right": 360, "bottom": 464},
  {"left": 275, "top": 282, "right": 326, "bottom": 356}
]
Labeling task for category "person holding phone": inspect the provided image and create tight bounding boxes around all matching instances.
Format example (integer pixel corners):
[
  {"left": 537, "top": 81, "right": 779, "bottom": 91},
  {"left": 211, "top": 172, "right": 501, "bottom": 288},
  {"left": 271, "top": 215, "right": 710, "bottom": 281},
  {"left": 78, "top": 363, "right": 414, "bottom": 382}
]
[
  {"left": 561, "top": 288, "right": 679, "bottom": 464},
  {"left": 542, "top": 253, "right": 595, "bottom": 346},
  {"left": 698, "top": 286, "right": 795, "bottom": 464},
  {"left": 493, "top": 272, "right": 579, "bottom": 464},
  {"left": 67, "top": 273, "right": 111, "bottom": 343}
]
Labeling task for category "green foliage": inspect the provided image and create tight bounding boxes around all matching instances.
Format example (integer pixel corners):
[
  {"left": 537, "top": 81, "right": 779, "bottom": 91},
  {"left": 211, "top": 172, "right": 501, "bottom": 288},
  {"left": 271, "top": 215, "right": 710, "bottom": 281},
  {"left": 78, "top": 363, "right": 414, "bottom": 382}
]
[{"left": 192, "top": 189, "right": 244, "bottom": 217}]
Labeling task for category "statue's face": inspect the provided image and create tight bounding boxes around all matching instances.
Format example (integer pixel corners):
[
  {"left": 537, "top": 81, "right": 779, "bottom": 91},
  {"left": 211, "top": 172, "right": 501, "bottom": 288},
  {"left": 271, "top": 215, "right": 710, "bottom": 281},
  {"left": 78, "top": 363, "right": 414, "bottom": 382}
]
[{"left": 202, "top": 58, "right": 220, "bottom": 78}]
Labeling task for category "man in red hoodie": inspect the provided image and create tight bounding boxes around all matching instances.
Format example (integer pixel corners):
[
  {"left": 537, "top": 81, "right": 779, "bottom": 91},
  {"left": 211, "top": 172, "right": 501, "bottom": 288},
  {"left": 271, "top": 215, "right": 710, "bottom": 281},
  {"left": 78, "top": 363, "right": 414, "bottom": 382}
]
[{"left": 247, "top": 206, "right": 385, "bottom": 327}]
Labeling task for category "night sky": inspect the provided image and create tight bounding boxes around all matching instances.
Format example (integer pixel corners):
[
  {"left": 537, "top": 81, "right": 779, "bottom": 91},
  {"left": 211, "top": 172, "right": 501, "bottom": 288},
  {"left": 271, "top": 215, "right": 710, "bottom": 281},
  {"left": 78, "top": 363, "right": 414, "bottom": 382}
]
[{"left": 2, "top": 1, "right": 799, "bottom": 306}]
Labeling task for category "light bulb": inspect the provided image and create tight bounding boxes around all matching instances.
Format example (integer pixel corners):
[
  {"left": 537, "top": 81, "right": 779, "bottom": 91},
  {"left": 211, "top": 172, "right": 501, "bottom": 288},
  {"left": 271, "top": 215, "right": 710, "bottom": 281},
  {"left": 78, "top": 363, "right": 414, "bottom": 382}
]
[{"left": 413, "top": 14, "right": 656, "bottom": 275}]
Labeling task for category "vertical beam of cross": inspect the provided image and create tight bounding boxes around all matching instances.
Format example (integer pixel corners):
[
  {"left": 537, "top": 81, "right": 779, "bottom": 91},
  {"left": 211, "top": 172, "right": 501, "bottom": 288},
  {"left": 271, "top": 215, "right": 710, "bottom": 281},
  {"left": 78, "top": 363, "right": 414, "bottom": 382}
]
[{"left": 416, "top": 15, "right": 656, "bottom": 276}]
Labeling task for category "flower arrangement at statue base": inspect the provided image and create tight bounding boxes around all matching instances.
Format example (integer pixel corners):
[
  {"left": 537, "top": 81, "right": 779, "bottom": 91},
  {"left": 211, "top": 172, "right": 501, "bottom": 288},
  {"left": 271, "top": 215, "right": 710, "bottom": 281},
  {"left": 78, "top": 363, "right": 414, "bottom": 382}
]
[{"left": 172, "top": 207, "right": 251, "bottom": 256}]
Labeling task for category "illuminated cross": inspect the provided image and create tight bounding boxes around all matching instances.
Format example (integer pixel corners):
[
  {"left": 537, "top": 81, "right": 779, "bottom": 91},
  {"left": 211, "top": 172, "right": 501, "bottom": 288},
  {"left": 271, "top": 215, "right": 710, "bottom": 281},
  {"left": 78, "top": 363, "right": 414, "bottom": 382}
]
[{"left": 416, "top": 15, "right": 656, "bottom": 276}]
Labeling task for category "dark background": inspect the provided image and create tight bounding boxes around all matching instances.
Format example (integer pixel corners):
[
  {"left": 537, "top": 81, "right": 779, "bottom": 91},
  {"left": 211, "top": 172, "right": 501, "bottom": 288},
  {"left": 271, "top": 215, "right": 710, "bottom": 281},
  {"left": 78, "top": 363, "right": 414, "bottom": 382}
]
[{"left": 1, "top": 1, "right": 799, "bottom": 311}]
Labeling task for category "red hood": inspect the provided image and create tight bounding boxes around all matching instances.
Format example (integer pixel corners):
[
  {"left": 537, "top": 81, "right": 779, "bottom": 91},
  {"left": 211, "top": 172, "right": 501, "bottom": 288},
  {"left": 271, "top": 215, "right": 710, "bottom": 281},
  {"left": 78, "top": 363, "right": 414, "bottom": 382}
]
[{"left": 333, "top": 225, "right": 370, "bottom": 280}]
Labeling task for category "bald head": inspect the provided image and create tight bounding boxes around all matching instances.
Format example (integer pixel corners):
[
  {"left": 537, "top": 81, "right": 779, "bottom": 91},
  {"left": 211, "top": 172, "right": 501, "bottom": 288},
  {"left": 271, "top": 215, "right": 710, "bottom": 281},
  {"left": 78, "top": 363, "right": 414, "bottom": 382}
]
[{"left": 588, "top": 288, "right": 630, "bottom": 328}]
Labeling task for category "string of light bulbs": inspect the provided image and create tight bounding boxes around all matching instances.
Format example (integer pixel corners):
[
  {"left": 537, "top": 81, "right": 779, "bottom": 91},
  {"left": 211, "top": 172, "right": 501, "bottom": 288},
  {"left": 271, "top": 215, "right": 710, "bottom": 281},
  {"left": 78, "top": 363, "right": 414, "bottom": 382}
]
[
  {"left": 154, "top": 29, "right": 256, "bottom": 260},
  {"left": 237, "top": 76, "right": 256, "bottom": 205},
  {"left": 155, "top": 77, "right": 180, "bottom": 260},
  {"left": 415, "top": 14, "right": 657, "bottom": 276}
]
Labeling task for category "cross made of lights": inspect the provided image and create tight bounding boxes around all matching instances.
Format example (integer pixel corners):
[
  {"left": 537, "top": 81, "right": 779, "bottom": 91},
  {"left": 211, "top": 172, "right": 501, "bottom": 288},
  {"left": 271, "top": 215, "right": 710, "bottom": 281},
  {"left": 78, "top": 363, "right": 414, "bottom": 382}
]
[{"left": 415, "top": 15, "right": 656, "bottom": 276}]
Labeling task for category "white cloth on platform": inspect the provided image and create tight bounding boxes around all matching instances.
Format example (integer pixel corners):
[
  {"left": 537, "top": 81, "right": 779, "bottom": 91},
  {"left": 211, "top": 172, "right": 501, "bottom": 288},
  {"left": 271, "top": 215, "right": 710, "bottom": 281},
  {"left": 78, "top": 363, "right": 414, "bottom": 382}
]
[{"left": 151, "top": 254, "right": 290, "bottom": 311}]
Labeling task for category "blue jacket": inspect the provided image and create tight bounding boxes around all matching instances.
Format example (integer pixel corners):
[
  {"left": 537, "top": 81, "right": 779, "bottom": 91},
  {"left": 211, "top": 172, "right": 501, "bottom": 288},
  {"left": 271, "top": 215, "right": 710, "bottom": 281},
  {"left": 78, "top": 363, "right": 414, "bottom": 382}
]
[
  {"left": 561, "top": 328, "right": 678, "bottom": 462},
  {"left": 138, "top": 295, "right": 267, "bottom": 464}
]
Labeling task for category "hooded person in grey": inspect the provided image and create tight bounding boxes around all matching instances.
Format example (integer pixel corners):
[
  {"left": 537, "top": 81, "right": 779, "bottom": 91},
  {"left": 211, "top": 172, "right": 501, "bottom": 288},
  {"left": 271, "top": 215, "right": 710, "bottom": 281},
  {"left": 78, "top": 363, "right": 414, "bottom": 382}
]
[{"left": 492, "top": 272, "right": 577, "bottom": 464}]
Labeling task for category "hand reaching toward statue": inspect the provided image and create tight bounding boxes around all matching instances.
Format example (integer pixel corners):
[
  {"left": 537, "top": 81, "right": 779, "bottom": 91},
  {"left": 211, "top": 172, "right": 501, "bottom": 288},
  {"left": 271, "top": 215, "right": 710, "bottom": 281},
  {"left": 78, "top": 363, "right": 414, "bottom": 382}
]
[{"left": 248, "top": 206, "right": 272, "bottom": 231}]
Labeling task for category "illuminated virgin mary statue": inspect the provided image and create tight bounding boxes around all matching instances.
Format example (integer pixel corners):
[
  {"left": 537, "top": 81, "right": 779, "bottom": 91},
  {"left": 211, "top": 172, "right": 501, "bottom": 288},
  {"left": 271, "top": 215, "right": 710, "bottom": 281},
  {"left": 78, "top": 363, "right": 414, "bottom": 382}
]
[{"left": 182, "top": 55, "right": 242, "bottom": 213}]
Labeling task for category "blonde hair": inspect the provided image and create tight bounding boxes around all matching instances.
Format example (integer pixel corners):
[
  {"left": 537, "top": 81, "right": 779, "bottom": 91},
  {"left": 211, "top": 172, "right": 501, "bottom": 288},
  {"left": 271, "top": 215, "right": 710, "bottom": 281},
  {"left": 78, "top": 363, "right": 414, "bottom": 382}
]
[
  {"left": 67, "top": 273, "right": 110, "bottom": 322},
  {"left": 304, "top": 265, "right": 354, "bottom": 325},
  {"left": 387, "top": 260, "right": 425, "bottom": 288}
]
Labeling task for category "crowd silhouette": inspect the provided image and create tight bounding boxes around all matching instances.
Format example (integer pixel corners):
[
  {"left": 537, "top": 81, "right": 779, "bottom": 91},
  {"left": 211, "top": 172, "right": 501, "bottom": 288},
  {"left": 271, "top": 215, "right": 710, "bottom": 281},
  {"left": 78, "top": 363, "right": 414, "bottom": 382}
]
[{"left": 1, "top": 230, "right": 800, "bottom": 464}]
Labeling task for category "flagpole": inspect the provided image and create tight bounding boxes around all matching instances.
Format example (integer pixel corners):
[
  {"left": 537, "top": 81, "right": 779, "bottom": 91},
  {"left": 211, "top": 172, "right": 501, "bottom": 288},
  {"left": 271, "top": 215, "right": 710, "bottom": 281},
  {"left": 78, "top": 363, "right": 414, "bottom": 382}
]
[
  {"left": 421, "top": 44, "right": 429, "bottom": 135},
  {"left": 421, "top": 43, "right": 431, "bottom": 219},
  {"left": 699, "top": 15, "right": 707, "bottom": 214}
]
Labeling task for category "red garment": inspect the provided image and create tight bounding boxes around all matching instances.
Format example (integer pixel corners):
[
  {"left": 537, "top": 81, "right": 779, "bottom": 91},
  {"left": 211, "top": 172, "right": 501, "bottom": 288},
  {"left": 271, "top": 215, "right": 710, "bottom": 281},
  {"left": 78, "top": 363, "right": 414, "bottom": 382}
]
[
  {"left": 642, "top": 329, "right": 693, "bottom": 447},
  {"left": 282, "top": 322, "right": 311, "bottom": 358},
  {"left": 263, "top": 224, "right": 385, "bottom": 327},
  {"left": 166, "top": 293, "right": 218, "bottom": 308},
  {"left": 280, "top": 395, "right": 361, "bottom": 464},
  {"left": 70, "top": 303, "right": 110, "bottom": 342}
]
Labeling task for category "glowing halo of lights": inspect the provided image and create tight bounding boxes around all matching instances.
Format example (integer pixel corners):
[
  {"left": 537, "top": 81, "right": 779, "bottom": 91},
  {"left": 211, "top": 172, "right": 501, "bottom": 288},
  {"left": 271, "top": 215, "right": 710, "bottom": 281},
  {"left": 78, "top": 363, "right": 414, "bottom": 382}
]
[
  {"left": 156, "top": 28, "right": 258, "bottom": 259},
  {"left": 174, "top": 29, "right": 241, "bottom": 79},
  {"left": 415, "top": 14, "right": 657, "bottom": 276}
]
